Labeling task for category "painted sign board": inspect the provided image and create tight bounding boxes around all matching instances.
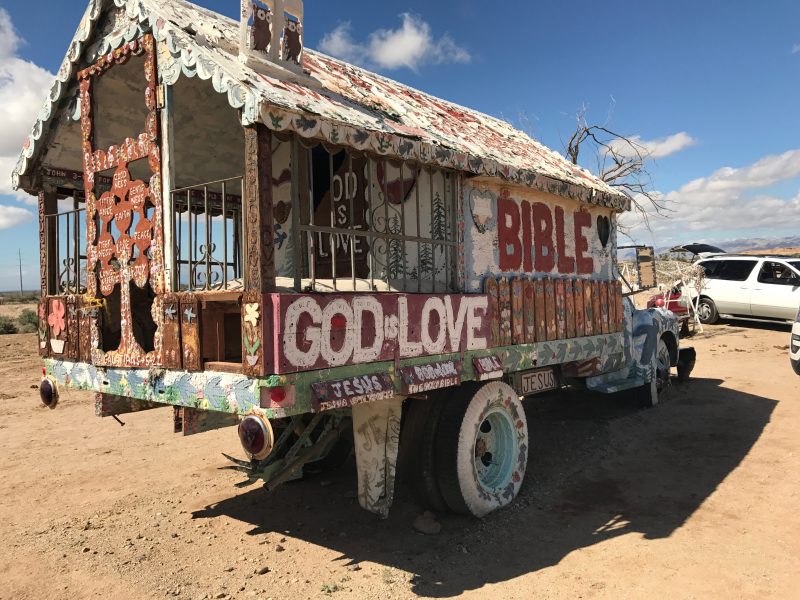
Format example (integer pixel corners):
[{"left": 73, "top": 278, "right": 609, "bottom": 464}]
[
  {"left": 399, "top": 360, "right": 462, "bottom": 394},
  {"left": 311, "top": 372, "right": 395, "bottom": 411},
  {"left": 269, "top": 293, "right": 490, "bottom": 374}
]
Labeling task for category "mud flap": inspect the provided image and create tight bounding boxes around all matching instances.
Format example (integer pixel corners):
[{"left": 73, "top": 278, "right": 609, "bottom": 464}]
[{"left": 351, "top": 397, "right": 403, "bottom": 518}]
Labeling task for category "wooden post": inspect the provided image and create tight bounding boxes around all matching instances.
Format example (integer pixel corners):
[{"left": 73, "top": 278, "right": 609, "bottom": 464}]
[
  {"left": 243, "top": 124, "right": 275, "bottom": 292},
  {"left": 40, "top": 187, "right": 58, "bottom": 295},
  {"left": 159, "top": 77, "right": 176, "bottom": 291}
]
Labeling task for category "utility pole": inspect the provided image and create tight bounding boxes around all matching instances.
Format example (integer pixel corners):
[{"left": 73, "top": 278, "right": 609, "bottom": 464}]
[{"left": 18, "top": 249, "right": 23, "bottom": 296}]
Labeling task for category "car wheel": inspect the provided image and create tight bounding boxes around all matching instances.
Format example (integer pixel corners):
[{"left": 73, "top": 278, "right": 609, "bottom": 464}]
[
  {"left": 792, "top": 358, "right": 800, "bottom": 376},
  {"left": 399, "top": 395, "right": 449, "bottom": 512},
  {"left": 696, "top": 297, "right": 719, "bottom": 324},
  {"left": 435, "top": 381, "right": 528, "bottom": 517}
]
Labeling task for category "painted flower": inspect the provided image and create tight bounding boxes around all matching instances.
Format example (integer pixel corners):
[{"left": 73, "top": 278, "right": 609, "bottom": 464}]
[
  {"left": 244, "top": 303, "right": 260, "bottom": 327},
  {"left": 47, "top": 300, "right": 66, "bottom": 336}
]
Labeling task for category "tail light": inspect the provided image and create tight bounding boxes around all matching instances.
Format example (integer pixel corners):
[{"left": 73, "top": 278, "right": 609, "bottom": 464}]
[
  {"left": 237, "top": 415, "right": 274, "bottom": 461},
  {"left": 39, "top": 377, "right": 59, "bottom": 409}
]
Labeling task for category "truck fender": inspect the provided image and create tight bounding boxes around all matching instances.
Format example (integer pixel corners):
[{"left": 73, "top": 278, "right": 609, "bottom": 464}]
[{"left": 351, "top": 396, "right": 404, "bottom": 518}]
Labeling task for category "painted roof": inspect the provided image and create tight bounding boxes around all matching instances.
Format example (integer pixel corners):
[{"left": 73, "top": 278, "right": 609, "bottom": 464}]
[{"left": 13, "top": 0, "right": 630, "bottom": 211}]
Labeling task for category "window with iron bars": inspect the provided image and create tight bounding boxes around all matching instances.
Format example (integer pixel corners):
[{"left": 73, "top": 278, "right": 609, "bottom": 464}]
[{"left": 277, "top": 136, "right": 459, "bottom": 293}]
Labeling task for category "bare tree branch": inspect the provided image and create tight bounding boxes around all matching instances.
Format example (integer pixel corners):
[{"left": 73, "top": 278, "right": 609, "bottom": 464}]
[{"left": 563, "top": 109, "right": 672, "bottom": 235}]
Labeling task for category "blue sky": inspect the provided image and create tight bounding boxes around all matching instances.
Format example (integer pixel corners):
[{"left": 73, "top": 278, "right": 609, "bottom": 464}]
[{"left": 1, "top": 0, "right": 799, "bottom": 289}]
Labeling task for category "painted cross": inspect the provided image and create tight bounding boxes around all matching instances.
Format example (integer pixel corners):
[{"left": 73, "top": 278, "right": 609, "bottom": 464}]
[
  {"left": 164, "top": 305, "right": 177, "bottom": 320},
  {"left": 183, "top": 307, "right": 196, "bottom": 323}
]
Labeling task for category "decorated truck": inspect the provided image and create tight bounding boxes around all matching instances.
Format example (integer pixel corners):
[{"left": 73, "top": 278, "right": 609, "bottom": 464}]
[{"left": 15, "top": 0, "right": 694, "bottom": 518}]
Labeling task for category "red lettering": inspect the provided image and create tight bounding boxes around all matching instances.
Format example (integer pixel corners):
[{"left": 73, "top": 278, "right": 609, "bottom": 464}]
[
  {"left": 498, "top": 193, "right": 521, "bottom": 271},
  {"left": 533, "top": 202, "right": 554, "bottom": 272},
  {"left": 574, "top": 210, "right": 594, "bottom": 274},
  {"left": 555, "top": 206, "right": 575, "bottom": 274},
  {"left": 521, "top": 200, "right": 532, "bottom": 272}
]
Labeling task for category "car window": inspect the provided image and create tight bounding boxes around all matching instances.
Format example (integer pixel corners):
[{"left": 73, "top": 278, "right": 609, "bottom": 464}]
[
  {"left": 698, "top": 260, "right": 722, "bottom": 279},
  {"left": 716, "top": 260, "right": 757, "bottom": 281},
  {"left": 758, "top": 261, "right": 800, "bottom": 286},
  {"left": 789, "top": 260, "right": 800, "bottom": 271}
]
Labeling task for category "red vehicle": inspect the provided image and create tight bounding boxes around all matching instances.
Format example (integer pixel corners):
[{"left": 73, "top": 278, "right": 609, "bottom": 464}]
[{"left": 646, "top": 286, "right": 689, "bottom": 317}]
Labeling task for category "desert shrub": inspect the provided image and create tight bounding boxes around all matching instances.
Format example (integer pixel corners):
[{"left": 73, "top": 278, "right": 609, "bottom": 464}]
[
  {"left": 0, "top": 316, "right": 19, "bottom": 334},
  {"left": 18, "top": 308, "right": 38, "bottom": 329}
]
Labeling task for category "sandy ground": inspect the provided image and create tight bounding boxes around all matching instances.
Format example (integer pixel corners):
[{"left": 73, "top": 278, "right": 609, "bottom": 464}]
[{"left": 1, "top": 319, "right": 799, "bottom": 600}]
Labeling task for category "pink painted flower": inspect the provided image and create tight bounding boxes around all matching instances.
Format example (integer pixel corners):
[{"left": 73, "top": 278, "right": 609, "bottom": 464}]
[{"left": 47, "top": 300, "right": 66, "bottom": 336}]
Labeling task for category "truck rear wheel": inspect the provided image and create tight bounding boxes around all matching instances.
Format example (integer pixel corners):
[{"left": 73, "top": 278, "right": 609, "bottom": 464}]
[
  {"left": 401, "top": 396, "right": 448, "bottom": 512},
  {"left": 435, "top": 381, "right": 528, "bottom": 517}
]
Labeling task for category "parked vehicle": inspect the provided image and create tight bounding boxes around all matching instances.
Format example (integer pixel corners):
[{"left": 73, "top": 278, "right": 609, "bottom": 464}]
[
  {"left": 791, "top": 308, "right": 800, "bottom": 375},
  {"left": 15, "top": 0, "right": 693, "bottom": 519},
  {"left": 686, "top": 255, "right": 800, "bottom": 324}
]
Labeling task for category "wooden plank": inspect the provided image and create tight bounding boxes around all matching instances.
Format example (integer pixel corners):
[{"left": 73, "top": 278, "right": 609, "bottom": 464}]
[
  {"left": 607, "top": 280, "right": 617, "bottom": 334},
  {"left": 161, "top": 293, "right": 182, "bottom": 369},
  {"left": 565, "top": 278, "right": 576, "bottom": 339},
  {"left": 64, "top": 295, "right": 79, "bottom": 360},
  {"left": 574, "top": 279, "right": 585, "bottom": 338},
  {"left": 485, "top": 277, "right": 500, "bottom": 347},
  {"left": 38, "top": 298, "right": 49, "bottom": 357},
  {"left": 242, "top": 291, "right": 265, "bottom": 376},
  {"left": 592, "top": 281, "right": 603, "bottom": 335},
  {"left": 616, "top": 281, "right": 625, "bottom": 332},
  {"left": 555, "top": 278, "right": 566, "bottom": 340},
  {"left": 583, "top": 279, "right": 594, "bottom": 336},
  {"left": 523, "top": 278, "right": 536, "bottom": 343},
  {"left": 544, "top": 277, "right": 557, "bottom": 341},
  {"left": 600, "top": 281, "right": 610, "bottom": 334},
  {"left": 534, "top": 278, "right": 547, "bottom": 343},
  {"left": 498, "top": 277, "right": 512, "bottom": 346},
  {"left": 173, "top": 407, "right": 240, "bottom": 436},
  {"left": 511, "top": 278, "right": 525, "bottom": 345},
  {"left": 95, "top": 392, "right": 163, "bottom": 417},
  {"left": 78, "top": 297, "right": 95, "bottom": 362},
  {"left": 243, "top": 124, "right": 276, "bottom": 292},
  {"left": 180, "top": 294, "right": 201, "bottom": 371}
]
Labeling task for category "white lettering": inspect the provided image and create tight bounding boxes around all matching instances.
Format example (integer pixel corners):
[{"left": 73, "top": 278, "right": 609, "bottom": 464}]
[
  {"left": 420, "top": 297, "right": 447, "bottom": 354},
  {"left": 283, "top": 297, "right": 322, "bottom": 368},
  {"left": 466, "top": 297, "right": 489, "bottom": 350},
  {"left": 352, "top": 296, "right": 384, "bottom": 363},
  {"left": 398, "top": 297, "right": 422, "bottom": 356},
  {"left": 320, "top": 299, "right": 355, "bottom": 366}
]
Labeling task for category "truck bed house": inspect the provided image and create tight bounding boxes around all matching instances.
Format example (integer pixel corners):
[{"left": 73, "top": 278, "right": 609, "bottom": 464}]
[{"left": 15, "top": 0, "right": 689, "bottom": 517}]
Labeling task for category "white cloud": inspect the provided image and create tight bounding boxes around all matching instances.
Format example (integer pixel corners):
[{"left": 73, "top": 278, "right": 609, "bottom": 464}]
[
  {"left": 620, "top": 149, "right": 800, "bottom": 244},
  {"left": 0, "top": 204, "right": 34, "bottom": 229},
  {"left": 0, "top": 8, "right": 54, "bottom": 202},
  {"left": 609, "top": 131, "right": 697, "bottom": 159},
  {"left": 319, "top": 13, "right": 470, "bottom": 71}
]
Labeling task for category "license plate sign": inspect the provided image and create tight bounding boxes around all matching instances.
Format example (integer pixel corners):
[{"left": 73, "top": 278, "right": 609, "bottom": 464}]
[{"left": 515, "top": 368, "right": 557, "bottom": 396}]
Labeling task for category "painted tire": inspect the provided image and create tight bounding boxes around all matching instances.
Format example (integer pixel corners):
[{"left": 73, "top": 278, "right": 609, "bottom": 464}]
[
  {"left": 696, "top": 297, "right": 719, "bottom": 324},
  {"left": 435, "top": 382, "right": 528, "bottom": 517},
  {"left": 401, "top": 396, "right": 448, "bottom": 512}
]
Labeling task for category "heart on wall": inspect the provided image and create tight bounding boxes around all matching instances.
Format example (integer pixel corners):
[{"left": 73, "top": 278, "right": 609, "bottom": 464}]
[{"left": 596, "top": 215, "right": 611, "bottom": 248}]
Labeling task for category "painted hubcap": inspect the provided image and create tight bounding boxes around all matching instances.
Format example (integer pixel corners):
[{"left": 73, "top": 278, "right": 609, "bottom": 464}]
[{"left": 474, "top": 408, "right": 516, "bottom": 490}]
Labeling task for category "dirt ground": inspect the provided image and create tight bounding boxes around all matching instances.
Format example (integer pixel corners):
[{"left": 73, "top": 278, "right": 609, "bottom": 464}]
[{"left": 1, "top": 317, "right": 798, "bottom": 600}]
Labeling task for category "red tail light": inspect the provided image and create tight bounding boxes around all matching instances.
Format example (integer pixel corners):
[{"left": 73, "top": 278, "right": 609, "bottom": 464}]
[
  {"left": 39, "top": 377, "right": 59, "bottom": 409},
  {"left": 237, "top": 415, "right": 274, "bottom": 461}
]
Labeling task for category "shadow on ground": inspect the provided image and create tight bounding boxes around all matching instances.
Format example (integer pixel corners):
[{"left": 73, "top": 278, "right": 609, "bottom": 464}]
[{"left": 194, "top": 378, "right": 776, "bottom": 596}]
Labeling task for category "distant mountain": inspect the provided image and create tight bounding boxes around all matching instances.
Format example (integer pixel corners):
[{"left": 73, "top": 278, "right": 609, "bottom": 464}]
[{"left": 656, "top": 235, "right": 800, "bottom": 255}]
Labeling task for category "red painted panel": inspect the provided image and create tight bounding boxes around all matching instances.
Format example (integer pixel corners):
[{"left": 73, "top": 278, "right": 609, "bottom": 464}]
[
  {"left": 555, "top": 278, "right": 566, "bottom": 340},
  {"left": 565, "top": 279, "right": 576, "bottom": 339},
  {"left": 498, "top": 277, "right": 512, "bottom": 346},
  {"left": 592, "top": 281, "right": 603, "bottom": 335},
  {"left": 544, "top": 278, "right": 557, "bottom": 341},
  {"left": 583, "top": 280, "right": 594, "bottom": 336},
  {"left": 523, "top": 279, "right": 536, "bottom": 343},
  {"left": 600, "top": 281, "right": 610, "bottom": 334},
  {"left": 534, "top": 279, "right": 546, "bottom": 342},
  {"left": 511, "top": 278, "right": 525, "bottom": 345},
  {"left": 573, "top": 279, "right": 585, "bottom": 337}
]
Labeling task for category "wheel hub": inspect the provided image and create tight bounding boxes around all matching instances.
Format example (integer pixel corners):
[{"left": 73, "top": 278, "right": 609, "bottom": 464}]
[{"left": 474, "top": 409, "right": 516, "bottom": 490}]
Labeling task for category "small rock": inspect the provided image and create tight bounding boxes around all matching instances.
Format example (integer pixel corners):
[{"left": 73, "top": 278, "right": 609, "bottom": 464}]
[
  {"left": 256, "top": 566, "right": 270, "bottom": 575},
  {"left": 223, "top": 566, "right": 235, "bottom": 572},
  {"left": 279, "top": 537, "right": 286, "bottom": 543},
  {"left": 346, "top": 564, "right": 361, "bottom": 572},
  {"left": 136, "top": 533, "right": 144, "bottom": 539},
  {"left": 82, "top": 547, "right": 90, "bottom": 553},
  {"left": 171, "top": 533, "right": 179, "bottom": 538},
  {"left": 413, "top": 511, "right": 442, "bottom": 535},
  {"left": 275, "top": 544, "right": 285, "bottom": 552},
  {"left": 214, "top": 594, "right": 227, "bottom": 599}
]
